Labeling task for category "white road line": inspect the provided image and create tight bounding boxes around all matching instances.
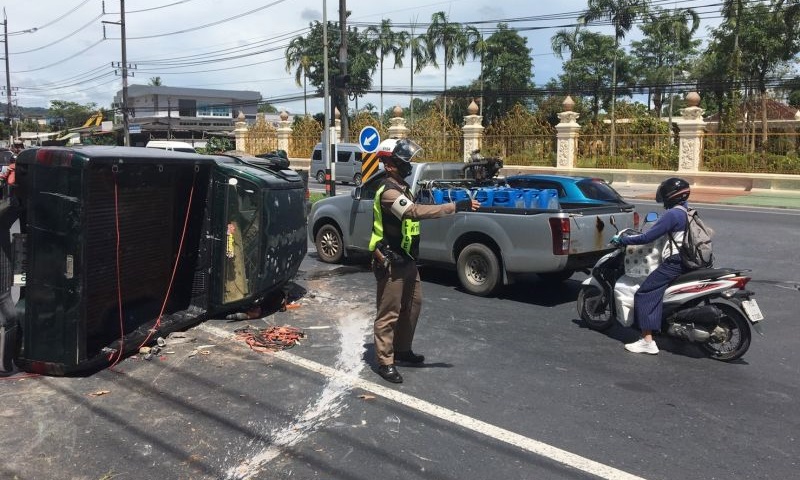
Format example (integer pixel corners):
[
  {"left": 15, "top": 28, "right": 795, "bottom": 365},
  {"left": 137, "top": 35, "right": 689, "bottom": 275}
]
[{"left": 200, "top": 324, "right": 648, "bottom": 480}]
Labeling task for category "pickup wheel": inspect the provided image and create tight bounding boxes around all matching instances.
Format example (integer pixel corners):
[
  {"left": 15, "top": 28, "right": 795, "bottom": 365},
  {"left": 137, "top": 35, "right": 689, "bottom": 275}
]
[
  {"left": 315, "top": 224, "right": 344, "bottom": 263},
  {"left": 352, "top": 173, "right": 362, "bottom": 186},
  {"left": 457, "top": 243, "right": 501, "bottom": 297},
  {"left": 316, "top": 171, "right": 326, "bottom": 184}
]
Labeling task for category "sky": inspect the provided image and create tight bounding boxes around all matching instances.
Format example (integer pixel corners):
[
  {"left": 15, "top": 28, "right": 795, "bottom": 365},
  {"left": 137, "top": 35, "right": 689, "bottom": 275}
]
[{"left": 3, "top": 0, "right": 723, "bottom": 115}]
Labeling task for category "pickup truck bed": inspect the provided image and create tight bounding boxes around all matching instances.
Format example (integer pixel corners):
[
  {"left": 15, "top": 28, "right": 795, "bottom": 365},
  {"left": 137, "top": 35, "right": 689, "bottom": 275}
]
[{"left": 309, "top": 162, "right": 637, "bottom": 296}]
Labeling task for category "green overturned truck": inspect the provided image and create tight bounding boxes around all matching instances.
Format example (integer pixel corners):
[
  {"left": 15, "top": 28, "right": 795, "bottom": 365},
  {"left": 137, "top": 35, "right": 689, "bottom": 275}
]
[{"left": 0, "top": 146, "right": 307, "bottom": 376}]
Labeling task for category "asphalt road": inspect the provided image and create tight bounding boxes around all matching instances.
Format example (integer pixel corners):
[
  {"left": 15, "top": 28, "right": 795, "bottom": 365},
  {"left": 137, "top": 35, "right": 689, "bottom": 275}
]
[{"left": 1, "top": 201, "right": 798, "bottom": 480}]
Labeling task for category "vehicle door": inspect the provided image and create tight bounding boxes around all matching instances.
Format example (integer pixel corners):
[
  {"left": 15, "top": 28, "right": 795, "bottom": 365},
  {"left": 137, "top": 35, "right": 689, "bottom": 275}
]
[{"left": 335, "top": 148, "right": 354, "bottom": 183}]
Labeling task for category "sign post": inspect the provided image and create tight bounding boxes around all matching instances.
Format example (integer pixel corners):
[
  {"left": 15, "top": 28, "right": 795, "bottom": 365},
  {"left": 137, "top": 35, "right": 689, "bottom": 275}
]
[{"left": 359, "top": 126, "right": 381, "bottom": 184}]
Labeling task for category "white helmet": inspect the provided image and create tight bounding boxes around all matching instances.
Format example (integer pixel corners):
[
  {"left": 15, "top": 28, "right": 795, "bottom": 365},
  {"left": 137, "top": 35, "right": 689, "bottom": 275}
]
[{"left": 376, "top": 138, "right": 422, "bottom": 163}]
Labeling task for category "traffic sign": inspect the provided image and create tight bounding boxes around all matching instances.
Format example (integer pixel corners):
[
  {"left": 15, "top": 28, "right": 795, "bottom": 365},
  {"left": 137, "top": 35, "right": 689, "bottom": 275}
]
[
  {"left": 358, "top": 126, "right": 380, "bottom": 153},
  {"left": 129, "top": 124, "right": 141, "bottom": 134}
]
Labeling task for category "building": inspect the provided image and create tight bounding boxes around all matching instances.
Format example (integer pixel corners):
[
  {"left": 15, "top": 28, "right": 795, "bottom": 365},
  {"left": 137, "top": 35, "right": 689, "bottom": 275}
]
[{"left": 113, "top": 85, "right": 262, "bottom": 148}]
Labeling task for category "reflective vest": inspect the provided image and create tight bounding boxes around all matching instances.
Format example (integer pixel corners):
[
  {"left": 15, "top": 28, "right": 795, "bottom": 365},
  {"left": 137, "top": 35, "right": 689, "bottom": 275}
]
[{"left": 369, "top": 182, "right": 421, "bottom": 258}]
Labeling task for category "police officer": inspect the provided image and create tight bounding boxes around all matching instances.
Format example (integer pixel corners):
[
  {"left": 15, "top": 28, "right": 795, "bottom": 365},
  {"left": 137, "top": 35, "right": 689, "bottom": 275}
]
[{"left": 369, "top": 138, "right": 479, "bottom": 383}]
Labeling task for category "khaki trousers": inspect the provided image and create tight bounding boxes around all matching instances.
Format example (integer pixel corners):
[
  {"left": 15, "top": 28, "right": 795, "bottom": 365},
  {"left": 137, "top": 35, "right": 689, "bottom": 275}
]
[{"left": 373, "top": 260, "right": 422, "bottom": 366}]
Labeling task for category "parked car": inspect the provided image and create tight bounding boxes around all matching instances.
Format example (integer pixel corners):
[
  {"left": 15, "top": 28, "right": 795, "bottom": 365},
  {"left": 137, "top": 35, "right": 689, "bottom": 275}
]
[
  {"left": 505, "top": 174, "right": 627, "bottom": 207},
  {"left": 145, "top": 140, "right": 197, "bottom": 153}
]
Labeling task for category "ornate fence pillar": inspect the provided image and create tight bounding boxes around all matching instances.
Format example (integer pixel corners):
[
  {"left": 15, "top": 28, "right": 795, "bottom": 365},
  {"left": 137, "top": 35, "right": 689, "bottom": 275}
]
[
  {"left": 462, "top": 100, "right": 484, "bottom": 162},
  {"left": 234, "top": 111, "right": 248, "bottom": 152},
  {"left": 276, "top": 110, "right": 292, "bottom": 153},
  {"left": 388, "top": 105, "right": 409, "bottom": 139},
  {"left": 677, "top": 92, "right": 706, "bottom": 172},
  {"left": 555, "top": 96, "right": 580, "bottom": 169}
]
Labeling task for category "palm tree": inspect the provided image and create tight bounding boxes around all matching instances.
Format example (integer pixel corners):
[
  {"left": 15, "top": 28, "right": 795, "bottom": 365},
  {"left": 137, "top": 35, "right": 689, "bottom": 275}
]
[
  {"left": 465, "top": 25, "right": 487, "bottom": 116},
  {"left": 425, "top": 11, "right": 471, "bottom": 123},
  {"left": 407, "top": 18, "right": 429, "bottom": 125},
  {"left": 659, "top": 8, "right": 700, "bottom": 125},
  {"left": 581, "top": 0, "right": 650, "bottom": 155},
  {"left": 366, "top": 20, "right": 408, "bottom": 119},
  {"left": 551, "top": 24, "right": 584, "bottom": 95},
  {"left": 285, "top": 36, "right": 312, "bottom": 116}
]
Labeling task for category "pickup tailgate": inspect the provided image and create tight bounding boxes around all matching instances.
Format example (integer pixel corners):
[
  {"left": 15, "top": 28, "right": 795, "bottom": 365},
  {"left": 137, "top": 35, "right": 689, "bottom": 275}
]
[{"left": 563, "top": 205, "right": 636, "bottom": 254}]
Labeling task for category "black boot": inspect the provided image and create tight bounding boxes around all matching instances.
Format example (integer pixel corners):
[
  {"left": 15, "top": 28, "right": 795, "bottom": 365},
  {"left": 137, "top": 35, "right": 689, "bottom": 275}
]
[
  {"left": 377, "top": 364, "right": 403, "bottom": 383},
  {"left": 395, "top": 350, "right": 425, "bottom": 364}
]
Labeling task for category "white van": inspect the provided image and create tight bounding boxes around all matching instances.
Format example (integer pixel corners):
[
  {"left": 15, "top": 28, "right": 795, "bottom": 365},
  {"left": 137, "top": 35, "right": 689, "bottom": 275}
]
[
  {"left": 145, "top": 140, "right": 197, "bottom": 153},
  {"left": 310, "top": 142, "right": 366, "bottom": 185}
]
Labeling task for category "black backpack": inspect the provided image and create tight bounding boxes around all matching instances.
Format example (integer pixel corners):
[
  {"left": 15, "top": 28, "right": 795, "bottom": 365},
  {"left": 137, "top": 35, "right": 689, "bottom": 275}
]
[{"left": 671, "top": 206, "right": 714, "bottom": 269}]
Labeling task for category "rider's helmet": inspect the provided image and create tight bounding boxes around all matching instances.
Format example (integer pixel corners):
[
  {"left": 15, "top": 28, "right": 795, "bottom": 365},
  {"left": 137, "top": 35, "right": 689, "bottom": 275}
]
[
  {"left": 656, "top": 177, "right": 691, "bottom": 209},
  {"left": 376, "top": 138, "right": 422, "bottom": 177}
]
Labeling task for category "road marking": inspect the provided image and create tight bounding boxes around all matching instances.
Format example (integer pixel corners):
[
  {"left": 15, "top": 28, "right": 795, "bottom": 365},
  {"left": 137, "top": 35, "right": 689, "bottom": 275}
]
[{"left": 200, "top": 324, "right": 648, "bottom": 480}]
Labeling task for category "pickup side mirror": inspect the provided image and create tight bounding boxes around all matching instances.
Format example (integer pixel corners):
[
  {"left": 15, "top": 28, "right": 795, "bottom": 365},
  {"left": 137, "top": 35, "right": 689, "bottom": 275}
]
[{"left": 351, "top": 186, "right": 362, "bottom": 201}]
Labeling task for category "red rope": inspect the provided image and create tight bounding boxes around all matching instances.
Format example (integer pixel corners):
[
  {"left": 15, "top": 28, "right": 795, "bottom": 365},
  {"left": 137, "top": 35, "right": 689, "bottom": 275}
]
[
  {"left": 108, "top": 171, "right": 125, "bottom": 368},
  {"left": 138, "top": 168, "right": 197, "bottom": 349}
]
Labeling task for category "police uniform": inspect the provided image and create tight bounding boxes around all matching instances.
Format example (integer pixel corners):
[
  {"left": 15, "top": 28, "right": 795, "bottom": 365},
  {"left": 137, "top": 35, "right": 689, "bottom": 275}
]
[{"left": 369, "top": 175, "right": 466, "bottom": 370}]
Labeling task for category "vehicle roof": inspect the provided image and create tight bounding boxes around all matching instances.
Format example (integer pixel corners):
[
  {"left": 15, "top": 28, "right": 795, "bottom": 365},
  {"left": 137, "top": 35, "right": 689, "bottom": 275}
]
[
  {"left": 506, "top": 173, "right": 597, "bottom": 183},
  {"left": 17, "top": 145, "right": 216, "bottom": 166}
]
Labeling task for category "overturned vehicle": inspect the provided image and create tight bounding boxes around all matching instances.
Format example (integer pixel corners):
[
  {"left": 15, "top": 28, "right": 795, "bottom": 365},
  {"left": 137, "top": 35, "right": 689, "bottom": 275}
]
[{"left": 0, "top": 146, "right": 307, "bottom": 376}]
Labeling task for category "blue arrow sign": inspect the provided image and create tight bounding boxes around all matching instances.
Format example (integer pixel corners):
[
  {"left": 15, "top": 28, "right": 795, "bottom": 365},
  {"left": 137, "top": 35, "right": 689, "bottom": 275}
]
[{"left": 359, "top": 126, "right": 380, "bottom": 153}]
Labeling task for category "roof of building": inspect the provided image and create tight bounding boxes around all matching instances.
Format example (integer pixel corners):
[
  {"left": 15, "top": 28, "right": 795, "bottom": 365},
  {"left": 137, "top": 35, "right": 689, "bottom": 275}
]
[
  {"left": 705, "top": 98, "right": 800, "bottom": 122},
  {"left": 121, "top": 84, "right": 262, "bottom": 101}
]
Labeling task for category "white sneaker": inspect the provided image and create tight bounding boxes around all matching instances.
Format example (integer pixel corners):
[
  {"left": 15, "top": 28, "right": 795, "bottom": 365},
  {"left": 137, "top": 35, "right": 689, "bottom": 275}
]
[{"left": 625, "top": 338, "right": 659, "bottom": 354}]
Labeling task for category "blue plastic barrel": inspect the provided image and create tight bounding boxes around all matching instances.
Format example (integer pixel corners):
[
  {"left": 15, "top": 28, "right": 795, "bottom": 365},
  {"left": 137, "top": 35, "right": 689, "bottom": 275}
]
[
  {"left": 492, "top": 188, "right": 520, "bottom": 207},
  {"left": 471, "top": 187, "right": 495, "bottom": 207},
  {"left": 539, "top": 189, "right": 560, "bottom": 209},
  {"left": 450, "top": 188, "right": 470, "bottom": 202},
  {"left": 522, "top": 188, "right": 540, "bottom": 209}
]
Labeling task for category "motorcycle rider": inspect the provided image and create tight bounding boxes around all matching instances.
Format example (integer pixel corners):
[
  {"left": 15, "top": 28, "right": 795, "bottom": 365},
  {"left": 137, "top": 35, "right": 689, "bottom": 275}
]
[
  {"left": 369, "top": 138, "right": 479, "bottom": 383},
  {"left": 611, "top": 177, "right": 692, "bottom": 354}
]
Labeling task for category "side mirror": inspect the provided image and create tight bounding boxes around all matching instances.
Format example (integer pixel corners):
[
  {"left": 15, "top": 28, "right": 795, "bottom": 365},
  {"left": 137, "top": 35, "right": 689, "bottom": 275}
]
[
  {"left": 351, "top": 186, "right": 362, "bottom": 201},
  {"left": 645, "top": 212, "right": 658, "bottom": 223}
]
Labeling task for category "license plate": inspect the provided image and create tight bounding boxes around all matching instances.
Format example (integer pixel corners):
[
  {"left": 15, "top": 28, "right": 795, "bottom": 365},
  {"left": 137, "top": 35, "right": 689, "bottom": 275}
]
[{"left": 742, "top": 299, "right": 764, "bottom": 322}]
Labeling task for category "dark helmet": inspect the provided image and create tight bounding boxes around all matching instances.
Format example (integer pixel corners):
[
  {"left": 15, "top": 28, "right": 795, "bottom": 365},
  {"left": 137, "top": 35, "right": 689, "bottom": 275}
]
[
  {"left": 376, "top": 138, "right": 422, "bottom": 177},
  {"left": 656, "top": 177, "right": 690, "bottom": 208}
]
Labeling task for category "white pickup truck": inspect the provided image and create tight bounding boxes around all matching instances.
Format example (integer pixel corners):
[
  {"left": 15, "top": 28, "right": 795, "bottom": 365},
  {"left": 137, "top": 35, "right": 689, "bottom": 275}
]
[{"left": 308, "top": 162, "right": 638, "bottom": 296}]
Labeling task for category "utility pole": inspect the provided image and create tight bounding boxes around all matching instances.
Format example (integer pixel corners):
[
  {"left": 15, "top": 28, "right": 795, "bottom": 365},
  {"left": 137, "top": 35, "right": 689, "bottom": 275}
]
[
  {"left": 338, "top": 0, "right": 348, "bottom": 141},
  {"left": 104, "top": 0, "right": 131, "bottom": 146},
  {"left": 322, "top": 0, "right": 335, "bottom": 196},
  {"left": 3, "top": 10, "right": 12, "bottom": 143}
]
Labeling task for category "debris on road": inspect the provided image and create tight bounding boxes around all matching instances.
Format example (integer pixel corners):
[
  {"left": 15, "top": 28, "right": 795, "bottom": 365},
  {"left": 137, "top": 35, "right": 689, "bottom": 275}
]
[{"left": 234, "top": 325, "right": 305, "bottom": 352}]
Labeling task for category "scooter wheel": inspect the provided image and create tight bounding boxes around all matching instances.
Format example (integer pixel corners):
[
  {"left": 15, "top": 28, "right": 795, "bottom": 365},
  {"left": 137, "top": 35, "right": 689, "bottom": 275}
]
[
  {"left": 577, "top": 285, "right": 614, "bottom": 332},
  {"left": 700, "top": 302, "right": 751, "bottom": 362}
]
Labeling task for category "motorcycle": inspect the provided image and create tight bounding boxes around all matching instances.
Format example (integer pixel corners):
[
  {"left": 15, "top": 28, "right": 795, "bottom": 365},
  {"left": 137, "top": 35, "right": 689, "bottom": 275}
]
[{"left": 576, "top": 213, "right": 763, "bottom": 362}]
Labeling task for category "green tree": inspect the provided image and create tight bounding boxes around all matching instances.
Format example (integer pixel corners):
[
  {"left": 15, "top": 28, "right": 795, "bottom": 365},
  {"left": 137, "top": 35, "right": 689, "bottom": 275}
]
[
  {"left": 630, "top": 6, "right": 700, "bottom": 117},
  {"left": 258, "top": 103, "right": 278, "bottom": 114},
  {"left": 48, "top": 100, "right": 99, "bottom": 130},
  {"left": 425, "top": 11, "right": 471, "bottom": 123},
  {"left": 581, "top": 0, "right": 650, "bottom": 155},
  {"left": 551, "top": 24, "right": 584, "bottom": 94},
  {"left": 285, "top": 38, "right": 312, "bottom": 116},
  {"left": 366, "top": 19, "right": 408, "bottom": 119},
  {"left": 284, "top": 20, "right": 378, "bottom": 139},
  {"left": 148, "top": 76, "right": 163, "bottom": 86},
  {"left": 480, "top": 24, "right": 534, "bottom": 125}
]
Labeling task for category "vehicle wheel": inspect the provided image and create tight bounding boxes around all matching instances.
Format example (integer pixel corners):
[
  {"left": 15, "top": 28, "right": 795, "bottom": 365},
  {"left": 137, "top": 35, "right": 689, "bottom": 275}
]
[
  {"left": 577, "top": 285, "right": 614, "bottom": 331},
  {"left": 316, "top": 171, "right": 326, "bottom": 184},
  {"left": 315, "top": 224, "right": 344, "bottom": 264},
  {"left": 538, "top": 270, "right": 575, "bottom": 283},
  {"left": 353, "top": 173, "right": 362, "bottom": 186},
  {"left": 456, "top": 243, "right": 501, "bottom": 297},
  {"left": 700, "top": 302, "right": 752, "bottom": 362}
]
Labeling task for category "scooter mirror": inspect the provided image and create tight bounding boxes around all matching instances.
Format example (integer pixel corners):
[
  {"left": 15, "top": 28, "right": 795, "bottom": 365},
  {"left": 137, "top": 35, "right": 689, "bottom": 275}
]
[{"left": 644, "top": 212, "right": 658, "bottom": 223}]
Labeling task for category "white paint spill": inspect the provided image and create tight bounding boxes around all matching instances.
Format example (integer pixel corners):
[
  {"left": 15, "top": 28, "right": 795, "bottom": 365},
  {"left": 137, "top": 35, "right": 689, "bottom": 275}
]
[{"left": 213, "top": 311, "right": 371, "bottom": 480}]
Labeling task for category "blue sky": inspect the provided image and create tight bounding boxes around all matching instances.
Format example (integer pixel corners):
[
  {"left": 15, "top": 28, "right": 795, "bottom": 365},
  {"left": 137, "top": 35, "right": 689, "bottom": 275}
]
[{"left": 4, "top": 0, "right": 721, "bottom": 113}]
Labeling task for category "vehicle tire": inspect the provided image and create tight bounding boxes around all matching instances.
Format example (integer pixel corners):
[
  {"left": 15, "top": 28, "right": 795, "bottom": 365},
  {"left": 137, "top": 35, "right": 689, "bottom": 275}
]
[
  {"left": 315, "top": 224, "right": 344, "bottom": 264},
  {"left": 316, "top": 171, "right": 326, "bottom": 184},
  {"left": 700, "top": 302, "right": 752, "bottom": 362},
  {"left": 353, "top": 173, "right": 362, "bottom": 186},
  {"left": 538, "top": 270, "right": 575, "bottom": 283},
  {"left": 456, "top": 243, "right": 501, "bottom": 297},
  {"left": 577, "top": 285, "right": 614, "bottom": 331}
]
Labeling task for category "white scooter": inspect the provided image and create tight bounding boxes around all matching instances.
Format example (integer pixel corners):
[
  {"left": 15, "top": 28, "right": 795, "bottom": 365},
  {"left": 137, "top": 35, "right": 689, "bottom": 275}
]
[{"left": 576, "top": 213, "right": 763, "bottom": 362}]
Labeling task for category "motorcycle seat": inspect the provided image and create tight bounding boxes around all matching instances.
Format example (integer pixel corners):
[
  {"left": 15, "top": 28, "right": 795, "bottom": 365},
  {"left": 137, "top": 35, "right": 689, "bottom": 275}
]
[{"left": 673, "top": 267, "right": 738, "bottom": 284}]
